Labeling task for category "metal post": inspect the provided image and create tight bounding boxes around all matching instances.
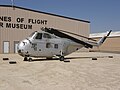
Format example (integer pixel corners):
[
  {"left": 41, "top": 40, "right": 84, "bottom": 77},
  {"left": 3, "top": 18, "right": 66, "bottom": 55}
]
[{"left": 11, "top": 0, "right": 14, "bottom": 9}]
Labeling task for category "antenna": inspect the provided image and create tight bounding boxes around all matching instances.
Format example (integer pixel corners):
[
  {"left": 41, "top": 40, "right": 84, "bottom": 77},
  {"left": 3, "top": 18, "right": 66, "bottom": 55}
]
[{"left": 11, "top": 0, "right": 14, "bottom": 9}]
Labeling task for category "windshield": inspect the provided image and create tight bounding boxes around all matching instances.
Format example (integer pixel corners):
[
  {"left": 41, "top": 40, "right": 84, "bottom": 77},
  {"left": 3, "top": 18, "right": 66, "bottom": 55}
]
[
  {"left": 29, "top": 31, "right": 37, "bottom": 37},
  {"left": 35, "top": 33, "right": 42, "bottom": 39}
]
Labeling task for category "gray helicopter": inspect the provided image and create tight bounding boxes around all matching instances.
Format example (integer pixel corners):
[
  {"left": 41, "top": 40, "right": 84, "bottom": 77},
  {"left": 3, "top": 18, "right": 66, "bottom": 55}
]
[{"left": 17, "top": 27, "right": 112, "bottom": 61}]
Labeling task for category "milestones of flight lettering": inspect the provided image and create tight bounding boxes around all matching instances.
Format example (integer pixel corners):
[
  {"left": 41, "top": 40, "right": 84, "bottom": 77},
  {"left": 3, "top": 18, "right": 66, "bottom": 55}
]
[{"left": 0, "top": 16, "right": 48, "bottom": 30}]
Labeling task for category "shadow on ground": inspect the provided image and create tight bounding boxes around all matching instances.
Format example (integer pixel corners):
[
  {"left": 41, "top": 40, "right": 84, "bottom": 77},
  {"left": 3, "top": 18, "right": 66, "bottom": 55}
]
[{"left": 25, "top": 56, "right": 102, "bottom": 62}]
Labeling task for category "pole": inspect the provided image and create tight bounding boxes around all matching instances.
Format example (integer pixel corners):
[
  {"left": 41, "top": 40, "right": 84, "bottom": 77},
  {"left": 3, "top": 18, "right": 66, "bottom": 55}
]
[{"left": 11, "top": 0, "right": 14, "bottom": 9}]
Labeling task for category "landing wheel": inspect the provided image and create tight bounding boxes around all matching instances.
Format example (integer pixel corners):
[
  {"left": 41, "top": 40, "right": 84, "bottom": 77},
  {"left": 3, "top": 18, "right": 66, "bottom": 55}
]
[
  {"left": 59, "top": 56, "right": 64, "bottom": 61},
  {"left": 24, "top": 57, "right": 28, "bottom": 61},
  {"left": 28, "top": 58, "right": 32, "bottom": 62}
]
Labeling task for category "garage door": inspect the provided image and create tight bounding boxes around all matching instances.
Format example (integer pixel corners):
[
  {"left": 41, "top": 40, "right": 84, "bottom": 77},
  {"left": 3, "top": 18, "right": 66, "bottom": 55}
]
[
  {"left": 14, "top": 41, "right": 19, "bottom": 53},
  {"left": 3, "top": 41, "right": 9, "bottom": 53}
]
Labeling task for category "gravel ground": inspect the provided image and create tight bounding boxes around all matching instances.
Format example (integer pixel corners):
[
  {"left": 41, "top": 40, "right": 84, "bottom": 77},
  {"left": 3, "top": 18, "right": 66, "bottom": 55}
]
[{"left": 0, "top": 52, "right": 120, "bottom": 90}]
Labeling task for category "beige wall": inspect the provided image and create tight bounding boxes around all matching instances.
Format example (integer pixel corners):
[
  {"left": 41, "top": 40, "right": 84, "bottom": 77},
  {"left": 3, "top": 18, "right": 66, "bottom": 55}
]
[
  {"left": 0, "top": 5, "right": 90, "bottom": 53},
  {"left": 90, "top": 37, "right": 120, "bottom": 53}
]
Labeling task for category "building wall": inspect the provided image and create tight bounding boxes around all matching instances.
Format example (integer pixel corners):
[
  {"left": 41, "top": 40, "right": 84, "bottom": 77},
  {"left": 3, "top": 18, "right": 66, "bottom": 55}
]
[
  {"left": 90, "top": 37, "right": 120, "bottom": 53},
  {"left": 0, "top": 5, "right": 90, "bottom": 53}
]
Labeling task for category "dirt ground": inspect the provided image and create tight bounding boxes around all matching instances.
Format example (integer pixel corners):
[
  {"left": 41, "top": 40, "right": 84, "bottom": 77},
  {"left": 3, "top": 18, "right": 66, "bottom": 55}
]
[{"left": 0, "top": 52, "right": 120, "bottom": 90}]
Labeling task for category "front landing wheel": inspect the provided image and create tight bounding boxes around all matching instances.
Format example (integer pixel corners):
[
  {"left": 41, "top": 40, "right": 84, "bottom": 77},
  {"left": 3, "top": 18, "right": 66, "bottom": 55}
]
[{"left": 24, "top": 57, "right": 28, "bottom": 61}]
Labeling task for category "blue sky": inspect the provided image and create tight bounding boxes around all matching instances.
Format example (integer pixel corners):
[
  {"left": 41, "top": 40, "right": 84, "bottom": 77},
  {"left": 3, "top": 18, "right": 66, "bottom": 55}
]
[{"left": 0, "top": 0, "right": 120, "bottom": 33}]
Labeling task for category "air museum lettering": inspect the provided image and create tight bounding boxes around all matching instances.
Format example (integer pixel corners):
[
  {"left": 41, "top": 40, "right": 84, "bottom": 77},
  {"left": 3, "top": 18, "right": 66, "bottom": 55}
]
[{"left": 0, "top": 16, "right": 48, "bottom": 29}]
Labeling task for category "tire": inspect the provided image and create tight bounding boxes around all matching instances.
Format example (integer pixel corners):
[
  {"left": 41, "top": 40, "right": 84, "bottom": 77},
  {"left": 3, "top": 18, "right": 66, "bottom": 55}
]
[
  {"left": 92, "top": 57, "right": 97, "bottom": 60},
  {"left": 3, "top": 58, "right": 9, "bottom": 61},
  {"left": 60, "top": 56, "right": 64, "bottom": 61},
  {"left": 24, "top": 57, "right": 28, "bottom": 61},
  {"left": 9, "top": 61, "right": 17, "bottom": 64},
  {"left": 28, "top": 58, "right": 32, "bottom": 62}
]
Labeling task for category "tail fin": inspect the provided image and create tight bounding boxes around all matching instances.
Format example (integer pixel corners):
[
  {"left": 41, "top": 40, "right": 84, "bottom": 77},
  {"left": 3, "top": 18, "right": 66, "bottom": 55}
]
[{"left": 97, "top": 30, "right": 112, "bottom": 46}]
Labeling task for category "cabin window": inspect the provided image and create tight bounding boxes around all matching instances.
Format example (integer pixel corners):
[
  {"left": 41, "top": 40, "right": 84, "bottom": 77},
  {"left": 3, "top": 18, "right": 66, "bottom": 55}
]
[
  {"left": 54, "top": 44, "right": 58, "bottom": 49},
  {"left": 43, "top": 33, "right": 51, "bottom": 39},
  {"left": 35, "top": 33, "right": 42, "bottom": 39},
  {"left": 46, "top": 43, "right": 51, "bottom": 48}
]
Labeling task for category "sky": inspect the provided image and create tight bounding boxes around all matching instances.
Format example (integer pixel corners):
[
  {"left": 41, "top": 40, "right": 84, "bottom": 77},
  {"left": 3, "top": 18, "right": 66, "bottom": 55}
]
[{"left": 0, "top": 0, "right": 120, "bottom": 33}]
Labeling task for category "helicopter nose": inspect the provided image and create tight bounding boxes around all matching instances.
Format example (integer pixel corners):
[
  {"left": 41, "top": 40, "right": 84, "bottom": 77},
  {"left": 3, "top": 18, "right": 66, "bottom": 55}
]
[
  {"left": 17, "top": 44, "right": 24, "bottom": 56},
  {"left": 17, "top": 40, "right": 30, "bottom": 56},
  {"left": 18, "top": 49, "right": 21, "bottom": 53}
]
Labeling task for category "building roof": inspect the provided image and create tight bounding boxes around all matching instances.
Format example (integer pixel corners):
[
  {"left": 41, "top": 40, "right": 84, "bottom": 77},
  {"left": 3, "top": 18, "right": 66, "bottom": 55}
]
[
  {"left": 0, "top": 5, "right": 90, "bottom": 23},
  {"left": 90, "top": 31, "right": 120, "bottom": 38}
]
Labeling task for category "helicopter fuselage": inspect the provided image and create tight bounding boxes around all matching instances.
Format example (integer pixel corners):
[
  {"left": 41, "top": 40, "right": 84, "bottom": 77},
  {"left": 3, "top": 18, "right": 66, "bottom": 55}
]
[{"left": 17, "top": 31, "right": 83, "bottom": 59}]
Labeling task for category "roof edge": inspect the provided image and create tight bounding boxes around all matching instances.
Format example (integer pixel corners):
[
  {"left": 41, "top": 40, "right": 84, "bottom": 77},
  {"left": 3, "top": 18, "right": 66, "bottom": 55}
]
[{"left": 0, "top": 5, "right": 90, "bottom": 23}]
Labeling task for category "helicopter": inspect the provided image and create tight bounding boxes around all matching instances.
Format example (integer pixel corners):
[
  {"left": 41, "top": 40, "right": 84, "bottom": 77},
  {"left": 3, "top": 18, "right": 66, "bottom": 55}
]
[{"left": 17, "top": 27, "right": 112, "bottom": 61}]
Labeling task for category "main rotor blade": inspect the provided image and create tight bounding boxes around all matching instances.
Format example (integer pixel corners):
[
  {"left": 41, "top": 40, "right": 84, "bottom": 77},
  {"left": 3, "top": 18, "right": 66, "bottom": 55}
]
[
  {"left": 43, "top": 28, "right": 93, "bottom": 48},
  {"left": 57, "top": 29, "right": 97, "bottom": 41}
]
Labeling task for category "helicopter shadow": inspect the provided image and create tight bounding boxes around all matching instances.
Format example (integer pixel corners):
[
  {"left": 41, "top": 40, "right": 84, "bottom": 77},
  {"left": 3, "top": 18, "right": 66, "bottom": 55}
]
[{"left": 28, "top": 56, "right": 93, "bottom": 62}]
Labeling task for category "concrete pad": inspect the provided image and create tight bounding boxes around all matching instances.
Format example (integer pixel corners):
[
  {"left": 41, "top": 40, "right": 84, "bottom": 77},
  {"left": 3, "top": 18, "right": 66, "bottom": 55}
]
[{"left": 0, "top": 52, "right": 120, "bottom": 90}]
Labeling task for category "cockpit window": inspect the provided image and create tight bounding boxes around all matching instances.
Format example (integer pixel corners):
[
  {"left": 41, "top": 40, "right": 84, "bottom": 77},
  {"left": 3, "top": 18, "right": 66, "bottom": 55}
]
[
  {"left": 35, "top": 33, "right": 42, "bottom": 39},
  {"left": 43, "top": 33, "right": 51, "bottom": 39}
]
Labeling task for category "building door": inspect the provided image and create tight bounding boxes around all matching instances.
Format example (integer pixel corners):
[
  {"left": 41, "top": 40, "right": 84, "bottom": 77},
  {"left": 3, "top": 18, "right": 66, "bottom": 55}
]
[
  {"left": 3, "top": 41, "right": 10, "bottom": 53},
  {"left": 14, "top": 41, "right": 19, "bottom": 53}
]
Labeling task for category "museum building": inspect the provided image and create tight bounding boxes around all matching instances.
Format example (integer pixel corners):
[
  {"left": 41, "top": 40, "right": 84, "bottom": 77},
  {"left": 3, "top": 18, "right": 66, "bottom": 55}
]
[
  {"left": 0, "top": 5, "right": 90, "bottom": 53},
  {"left": 90, "top": 31, "right": 120, "bottom": 53}
]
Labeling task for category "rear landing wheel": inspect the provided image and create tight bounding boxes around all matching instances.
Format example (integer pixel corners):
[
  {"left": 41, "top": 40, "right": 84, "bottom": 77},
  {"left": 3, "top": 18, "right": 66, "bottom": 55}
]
[
  {"left": 60, "top": 56, "right": 64, "bottom": 61},
  {"left": 28, "top": 58, "right": 32, "bottom": 62}
]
